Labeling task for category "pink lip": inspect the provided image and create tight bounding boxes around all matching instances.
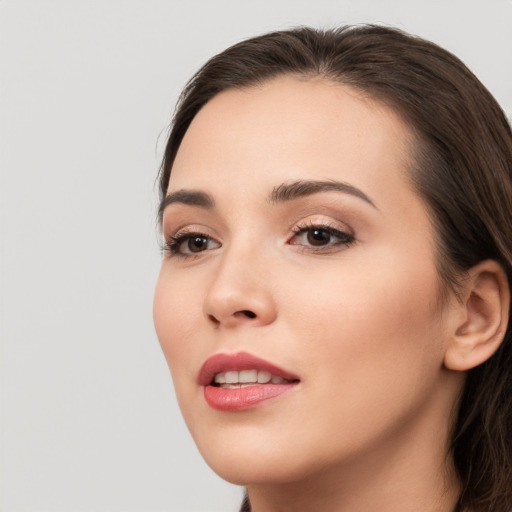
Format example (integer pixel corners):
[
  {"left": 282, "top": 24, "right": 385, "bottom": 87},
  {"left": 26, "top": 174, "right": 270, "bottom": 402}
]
[
  {"left": 198, "top": 352, "right": 299, "bottom": 385},
  {"left": 198, "top": 352, "right": 300, "bottom": 412}
]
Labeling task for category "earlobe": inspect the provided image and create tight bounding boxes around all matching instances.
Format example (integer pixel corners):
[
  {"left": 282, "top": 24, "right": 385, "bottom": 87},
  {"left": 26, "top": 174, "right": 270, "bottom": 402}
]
[{"left": 444, "top": 260, "right": 510, "bottom": 372}]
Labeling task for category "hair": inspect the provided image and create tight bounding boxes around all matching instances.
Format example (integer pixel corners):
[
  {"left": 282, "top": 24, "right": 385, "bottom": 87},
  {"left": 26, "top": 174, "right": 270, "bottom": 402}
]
[{"left": 158, "top": 25, "right": 512, "bottom": 511}]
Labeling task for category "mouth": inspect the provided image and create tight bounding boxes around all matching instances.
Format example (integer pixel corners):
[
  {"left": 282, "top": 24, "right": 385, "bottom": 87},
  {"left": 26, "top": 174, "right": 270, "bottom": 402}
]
[
  {"left": 199, "top": 352, "right": 300, "bottom": 411},
  {"left": 213, "top": 369, "right": 291, "bottom": 388}
]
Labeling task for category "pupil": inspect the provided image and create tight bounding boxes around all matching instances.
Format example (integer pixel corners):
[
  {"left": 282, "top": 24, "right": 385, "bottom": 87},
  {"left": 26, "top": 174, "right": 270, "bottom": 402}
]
[
  {"left": 188, "top": 236, "right": 208, "bottom": 252},
  {"left": 307, "top": 229, "right": 330, "bottom": 246}
]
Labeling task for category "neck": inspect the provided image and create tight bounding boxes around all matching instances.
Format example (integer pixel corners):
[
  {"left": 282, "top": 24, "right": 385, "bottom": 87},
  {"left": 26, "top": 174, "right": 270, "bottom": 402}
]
[{"left": 247, "top": 455, "right": 460, "bottom": 512}]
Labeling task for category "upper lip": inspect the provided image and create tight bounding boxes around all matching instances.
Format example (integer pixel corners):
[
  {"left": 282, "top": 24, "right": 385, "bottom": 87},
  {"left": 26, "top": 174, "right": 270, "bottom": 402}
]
[{"left": 198, "top": 351, "right": 300, "bottom": 386}]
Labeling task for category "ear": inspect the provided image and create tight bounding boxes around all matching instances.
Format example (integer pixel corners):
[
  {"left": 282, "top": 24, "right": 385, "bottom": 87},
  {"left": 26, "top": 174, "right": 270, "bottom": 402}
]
[{"left": 444, "top": 260, "right": 510, "bottom": 371}]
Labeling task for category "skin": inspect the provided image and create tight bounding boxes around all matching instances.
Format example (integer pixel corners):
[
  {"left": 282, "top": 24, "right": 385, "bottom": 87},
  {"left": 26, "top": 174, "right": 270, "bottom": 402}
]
[{"left": 153, "top": 76, "right": 466, "bottom": 511}]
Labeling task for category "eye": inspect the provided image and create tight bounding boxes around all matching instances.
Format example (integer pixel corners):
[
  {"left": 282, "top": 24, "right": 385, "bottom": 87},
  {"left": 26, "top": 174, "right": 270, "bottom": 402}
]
[
  {"left": 165, "top": 231, "right": 221, "bottom": 256},
  {"left": 289, "top": 223, "right": 355, "bottom": 250}
]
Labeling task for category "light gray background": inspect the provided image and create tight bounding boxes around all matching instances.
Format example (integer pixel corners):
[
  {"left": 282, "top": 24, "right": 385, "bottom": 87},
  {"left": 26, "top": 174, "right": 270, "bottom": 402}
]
[{"left": 1, "top": 1, "right": 511, "bottom": 511}]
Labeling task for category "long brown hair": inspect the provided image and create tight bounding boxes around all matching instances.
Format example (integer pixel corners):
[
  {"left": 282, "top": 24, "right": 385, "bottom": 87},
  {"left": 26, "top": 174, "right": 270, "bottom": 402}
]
[{"left": 158, "top": 25, "right": 512, "bottom": 511}]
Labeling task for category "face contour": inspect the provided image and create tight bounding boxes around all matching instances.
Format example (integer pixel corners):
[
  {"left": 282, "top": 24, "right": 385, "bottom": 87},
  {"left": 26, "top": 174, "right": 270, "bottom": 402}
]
[{"left": 154, "top": 76, "right": 458, "bottom": 486}]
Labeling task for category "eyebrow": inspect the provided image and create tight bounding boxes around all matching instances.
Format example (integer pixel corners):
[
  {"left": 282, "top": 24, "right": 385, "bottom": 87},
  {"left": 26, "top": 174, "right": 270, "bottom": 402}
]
[
  {"left": 269, "top": 180, "right": 377, "bottom": 208},
  {"left": 158, "top": 189, "right": 215, "bottom": 220},
  {"left": 159, "top": 178, "right": 377, "bottom": 222}
]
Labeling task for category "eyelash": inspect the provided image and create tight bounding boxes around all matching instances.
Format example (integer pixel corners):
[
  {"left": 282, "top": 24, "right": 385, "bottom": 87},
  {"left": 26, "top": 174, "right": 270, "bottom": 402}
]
[
  {"left": 290, "top": 222, "right": 355, "bottom": 251},
  {"left": 164, "top": 230, "right": 220, "bottom": 258},
  {"left": 163, "top": 222, "right": 355, "bottom": 258}
]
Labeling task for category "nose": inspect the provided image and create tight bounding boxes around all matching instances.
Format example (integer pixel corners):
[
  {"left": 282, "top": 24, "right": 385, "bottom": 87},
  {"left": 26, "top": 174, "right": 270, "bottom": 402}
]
[{"left": 203, "top": 246, "right": 277, "bottom": 329}]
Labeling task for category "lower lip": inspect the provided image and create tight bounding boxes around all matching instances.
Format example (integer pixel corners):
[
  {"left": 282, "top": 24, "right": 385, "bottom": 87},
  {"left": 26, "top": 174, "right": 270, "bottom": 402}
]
[{"left": 204, "top": 383, "right": 296, "bottom": 411}]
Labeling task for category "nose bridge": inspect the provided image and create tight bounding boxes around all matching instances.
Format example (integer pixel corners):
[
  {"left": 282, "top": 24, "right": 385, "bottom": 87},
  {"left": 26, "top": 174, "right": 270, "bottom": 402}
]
[{"left": 203, "top": 235, "right": 276, "bottom": 327}]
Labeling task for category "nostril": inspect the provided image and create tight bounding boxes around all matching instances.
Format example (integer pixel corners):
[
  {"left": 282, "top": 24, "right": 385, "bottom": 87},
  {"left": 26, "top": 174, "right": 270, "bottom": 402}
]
[
  {"left": 207, "top": 310, "right": 257, "bottom": 325},
  {"left": 208, "top": 314, "right": 220, "bottom": 325}
]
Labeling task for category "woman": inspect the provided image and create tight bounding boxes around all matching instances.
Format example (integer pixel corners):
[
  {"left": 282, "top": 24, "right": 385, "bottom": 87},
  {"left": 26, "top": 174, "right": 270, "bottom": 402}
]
[{"left": 153, "top": 26, "right": 512, "bottom": 512}]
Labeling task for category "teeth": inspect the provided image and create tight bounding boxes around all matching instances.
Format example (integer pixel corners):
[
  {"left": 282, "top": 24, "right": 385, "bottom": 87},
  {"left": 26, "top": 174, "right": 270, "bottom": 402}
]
[
  {"left": 225, "top": 371, "right": 238, "bottom": 384},
  {"left": 214, "top": 373, "right": 226, "bottom": 384},
  {"left": 239, "top": 369, "right": 257, "bottom": 383},
  {"left": 257, "top": 371, "right": 271, "bottom": 383},
  {"left": 213, "top": 369, "right": 289, "bottom": 386}
]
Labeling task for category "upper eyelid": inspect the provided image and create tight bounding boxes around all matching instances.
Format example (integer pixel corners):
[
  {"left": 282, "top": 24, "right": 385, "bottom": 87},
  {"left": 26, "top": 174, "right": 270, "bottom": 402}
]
[
  {"left": 163, "top": 222, "right": 220, "bottom": 239},
  {"left": 290, "top": 223, "right": 355, "bottom": 241},
  {"left": 290, "top": 215, "right": 355, "bottom": 235},
  {"left": 163, "top": 210, "right": 357, "bottom": 237},
  {"left": 161, "top": 208, "right": 226, "bottom": 237}
]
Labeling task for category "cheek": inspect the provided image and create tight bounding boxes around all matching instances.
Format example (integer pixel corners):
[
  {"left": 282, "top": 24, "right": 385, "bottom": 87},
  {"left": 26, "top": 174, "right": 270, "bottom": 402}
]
[
  {"left": 267, "top": 259, "right": 448, "bottom": 463},
  {"left": 285, "top": 253, "right": 445, "bottom": 391},
  {"left": 153, "top": 269, "right": 202, "bottom": 386}
]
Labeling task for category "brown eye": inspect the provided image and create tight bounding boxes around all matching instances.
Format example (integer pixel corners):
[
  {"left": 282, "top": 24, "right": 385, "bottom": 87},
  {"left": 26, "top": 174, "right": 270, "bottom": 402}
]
[
  {"left": 307, "top": 228, "right": 332, "bottom": 246},
  {"left": 289, "top": 224, "right": 355, "bottom": 250},
  {"left": 165, "top": 232, "right": 221, "bottom": 256},
  {"left": 187, "top": 236, "right": 210, "bottom": 253}
]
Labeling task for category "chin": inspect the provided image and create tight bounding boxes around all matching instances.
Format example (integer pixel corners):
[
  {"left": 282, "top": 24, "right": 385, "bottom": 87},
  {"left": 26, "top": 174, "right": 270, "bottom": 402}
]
[
  {"left": 205, "top": 456, "right": 308, "bottom": 486},
  {"left": 192, "top": 430, "right": 322, "bottom": 486}
]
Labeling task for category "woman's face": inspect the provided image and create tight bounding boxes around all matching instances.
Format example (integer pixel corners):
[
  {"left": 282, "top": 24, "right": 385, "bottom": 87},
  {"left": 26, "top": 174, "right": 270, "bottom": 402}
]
[{"left": 154, "top": 76, "right": 460, "bottom": 485}]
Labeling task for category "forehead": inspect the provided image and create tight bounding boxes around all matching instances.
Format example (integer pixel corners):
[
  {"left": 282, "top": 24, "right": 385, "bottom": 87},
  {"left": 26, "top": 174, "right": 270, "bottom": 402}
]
[{"left": 168, "top": 76, "right": 416, "bottom": 212}]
